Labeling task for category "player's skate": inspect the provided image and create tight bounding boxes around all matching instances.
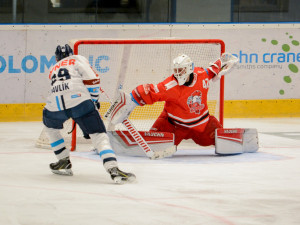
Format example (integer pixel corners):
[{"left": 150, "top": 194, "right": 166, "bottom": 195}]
[
  {"left": 50, "top": 157, "right": 73, "bottom": 176},
  {"left": 108, "top": 167, "right": 136, "bottom": 184}
]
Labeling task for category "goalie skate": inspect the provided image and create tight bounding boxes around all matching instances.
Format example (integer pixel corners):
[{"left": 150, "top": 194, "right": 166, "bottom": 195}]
[
  {"left": 108, "top": 167, "right": 136, "bottom": 184},
  {"left": 50, "top": 157, "right": 73, "bottom": 176}
]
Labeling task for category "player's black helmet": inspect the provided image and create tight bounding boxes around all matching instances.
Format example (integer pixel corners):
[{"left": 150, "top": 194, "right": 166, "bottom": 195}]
[{"left": 55, "top": 44, "right": 73, "bottom": 61}]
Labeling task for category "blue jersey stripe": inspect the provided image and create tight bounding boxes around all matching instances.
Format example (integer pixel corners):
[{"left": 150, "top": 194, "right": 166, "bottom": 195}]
[
  {"left": 60, "top": 95, "right": 66, "bottom": 110},
  {"left": 55, "top": 96, "right": 61, "bottom": 111}
]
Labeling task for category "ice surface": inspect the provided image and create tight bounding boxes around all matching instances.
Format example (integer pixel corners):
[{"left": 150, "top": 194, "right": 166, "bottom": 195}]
[{"left": 0, "top": 118, "right": 299, "bottom": 225}]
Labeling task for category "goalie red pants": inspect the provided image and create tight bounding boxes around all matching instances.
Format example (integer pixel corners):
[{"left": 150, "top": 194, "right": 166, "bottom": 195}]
[{"left": 150, "top": 111, "right": 222, "bottom": 146}]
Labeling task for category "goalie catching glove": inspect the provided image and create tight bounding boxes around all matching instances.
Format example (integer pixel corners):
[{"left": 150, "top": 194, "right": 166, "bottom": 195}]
[
  {"left": 105, "top": 90, "right": 138, "bottom": 125},
  {"left": 212, "top": 53, "right": 239, "bottom": 81}
]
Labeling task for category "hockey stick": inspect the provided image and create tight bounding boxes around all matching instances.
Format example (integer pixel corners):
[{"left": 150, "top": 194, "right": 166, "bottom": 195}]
[{"left": 100, "top": 87, "right": 176, "bottom": 159}]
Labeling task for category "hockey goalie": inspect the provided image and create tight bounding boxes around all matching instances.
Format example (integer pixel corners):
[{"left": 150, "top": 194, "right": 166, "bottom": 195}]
[{"left": 106, "top": 53, "right": 259, "bottom": 157}]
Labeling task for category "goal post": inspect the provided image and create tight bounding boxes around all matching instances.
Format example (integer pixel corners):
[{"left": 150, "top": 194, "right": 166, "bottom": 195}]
[
  {"left": 36, "top": 38, "right": 225, "bottom": 151},
  {"left": 72, "top": 38, "right": 225, "bottom": 124}
]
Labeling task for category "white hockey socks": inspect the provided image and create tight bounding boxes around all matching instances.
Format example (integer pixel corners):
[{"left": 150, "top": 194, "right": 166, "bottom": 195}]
[
  {"left": 89, "top": 132, "right": 118, "bottom": 171},
  {"left": 44, "top": 126, "right": 70, "bottom": 160}
]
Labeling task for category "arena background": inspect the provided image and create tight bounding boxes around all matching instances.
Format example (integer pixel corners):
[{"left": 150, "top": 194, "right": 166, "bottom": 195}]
[{"left": 0, "top": 0, "right": 300, "bottom": 121}]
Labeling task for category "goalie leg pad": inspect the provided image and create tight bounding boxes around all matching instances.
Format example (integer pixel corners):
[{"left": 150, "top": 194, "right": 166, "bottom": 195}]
[
  {"left": 107, "top": 130, "right": 176, "bottom": 158},
  {"left": 105, "top": 90, "right": 138, "bottom": 125},
  {"left": 215, "top": 128, "right": 259, "bottom": 155}
]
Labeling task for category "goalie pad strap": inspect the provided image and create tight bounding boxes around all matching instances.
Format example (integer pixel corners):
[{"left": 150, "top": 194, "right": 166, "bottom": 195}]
[{"left": 116, "top": 130, "right": 174, "bottom": 146}]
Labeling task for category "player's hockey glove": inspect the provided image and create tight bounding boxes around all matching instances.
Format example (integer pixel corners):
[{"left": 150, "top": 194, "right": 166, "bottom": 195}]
[
  {"left": 83, "top": 131, "right": 91, "bottom": 139},
  {"left": 212, "top": 53, "right": 238, "bottom": 81},
  {"left": 219, "top": 53, "right": 238, "bottom": 76},
  {"left": 94, "top": 100, "right": 100, "bottom": 110}
]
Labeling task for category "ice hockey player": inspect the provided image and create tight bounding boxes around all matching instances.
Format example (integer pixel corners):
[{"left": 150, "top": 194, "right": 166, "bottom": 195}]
[
  {"left": 107, "top": 53, "right": 238, "bottom": 150},
  {"left": 42, "top": 44, "right": 136, "bottom": 184}
]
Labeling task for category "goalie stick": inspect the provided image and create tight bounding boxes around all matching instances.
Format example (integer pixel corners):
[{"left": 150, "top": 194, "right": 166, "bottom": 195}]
[{"left": 100, "top": 87, "right": 176, "bottom": 159}]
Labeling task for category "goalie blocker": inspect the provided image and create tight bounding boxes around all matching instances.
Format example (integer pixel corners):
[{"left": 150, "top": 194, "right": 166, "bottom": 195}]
[
  {"left": 107, "top": 130, "right": 176, "bottom": 157},
  {"left": 215, "top": 128, "right": 259, "bottom": 155}
]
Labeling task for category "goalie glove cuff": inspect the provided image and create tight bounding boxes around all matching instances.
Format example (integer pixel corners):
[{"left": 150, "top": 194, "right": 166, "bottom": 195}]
[{"left": 130, "top": 93, "right": 140, "bottom": 106}]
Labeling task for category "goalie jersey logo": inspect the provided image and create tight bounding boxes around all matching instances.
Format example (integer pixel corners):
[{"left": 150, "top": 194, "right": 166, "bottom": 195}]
[{"left": 187, "top": 90, "right": 205, "bottom": 114}]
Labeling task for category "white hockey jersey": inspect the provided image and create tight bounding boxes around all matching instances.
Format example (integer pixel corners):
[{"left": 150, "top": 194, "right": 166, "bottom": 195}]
[{"left": 45, "top": 55, "right": 100, "bottom": 112}]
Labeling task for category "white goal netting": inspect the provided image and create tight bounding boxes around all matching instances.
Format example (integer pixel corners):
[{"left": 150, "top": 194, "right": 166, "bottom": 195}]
[{"left": 36, "top": 39, "right": 225, "bottom": 150}]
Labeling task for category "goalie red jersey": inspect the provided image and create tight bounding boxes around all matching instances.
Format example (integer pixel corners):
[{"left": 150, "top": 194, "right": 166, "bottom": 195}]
[{"left": 131, "top": 59, "right": 223, "bottom": 146}]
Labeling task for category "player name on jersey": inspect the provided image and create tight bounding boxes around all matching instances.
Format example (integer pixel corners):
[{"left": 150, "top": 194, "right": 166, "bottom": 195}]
[
  {"left": 51, "top": 83, "right": 70, "bottom": 93},
  {"left": 49, "top": 59, "right": 75, "bottom": 78}
]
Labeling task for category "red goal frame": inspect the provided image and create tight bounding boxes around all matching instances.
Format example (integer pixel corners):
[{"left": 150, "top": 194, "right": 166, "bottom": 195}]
[{"left": 71, "top": 39, "right": 225, "bottom": 151}]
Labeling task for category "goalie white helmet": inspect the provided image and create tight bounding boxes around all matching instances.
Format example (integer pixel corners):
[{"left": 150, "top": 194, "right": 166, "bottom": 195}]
[{"left": 173, "top": 54, "right": 194, "bottom": 85}]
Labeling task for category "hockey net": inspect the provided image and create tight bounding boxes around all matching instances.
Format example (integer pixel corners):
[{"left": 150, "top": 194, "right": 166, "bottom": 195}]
[{"left": 36, "top": 39, "right": 225, "bottom": 151}]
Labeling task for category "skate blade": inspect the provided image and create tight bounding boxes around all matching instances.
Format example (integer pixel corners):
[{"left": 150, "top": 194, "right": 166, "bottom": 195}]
[
  {"left": 51, "top": 169, "right": 73, "bottom": 176},
  {"left": 113, "top": 175, "right": 136, "bottom": 184}
]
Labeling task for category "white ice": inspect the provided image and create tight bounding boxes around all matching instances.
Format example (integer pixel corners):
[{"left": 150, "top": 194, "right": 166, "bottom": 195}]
[{"left": 0, "top": 118, "right": 300, "bottom": 225}]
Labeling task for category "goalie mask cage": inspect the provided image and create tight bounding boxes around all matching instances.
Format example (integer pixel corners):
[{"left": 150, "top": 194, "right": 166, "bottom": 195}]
[{"left": 36, "top": 39, "right": 225, "bottom": 151}]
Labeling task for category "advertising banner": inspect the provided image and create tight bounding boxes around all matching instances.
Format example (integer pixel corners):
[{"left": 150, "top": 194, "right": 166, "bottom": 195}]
[{"left": 0, "top": 24, "right": 299, "bottom": 119}]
